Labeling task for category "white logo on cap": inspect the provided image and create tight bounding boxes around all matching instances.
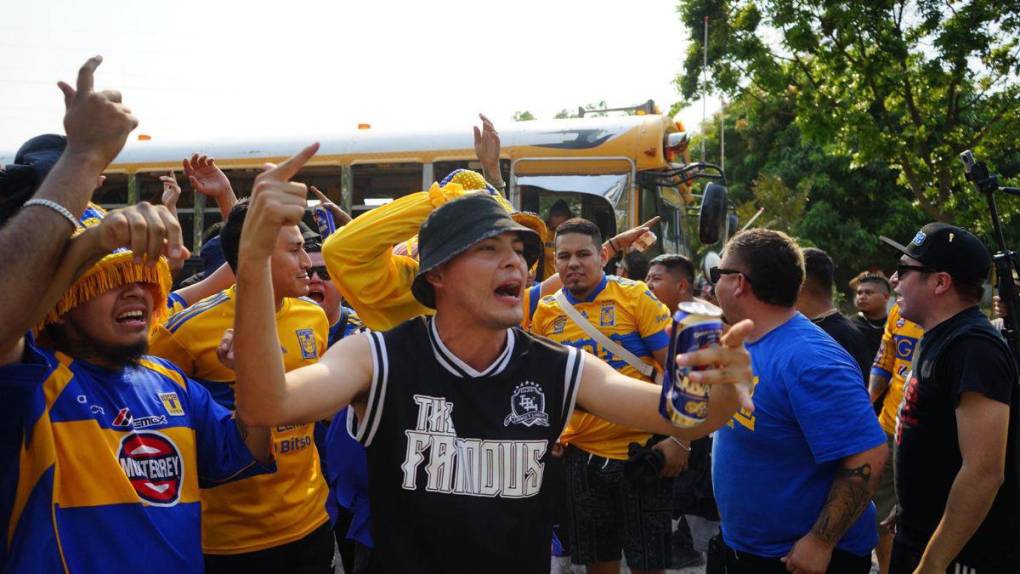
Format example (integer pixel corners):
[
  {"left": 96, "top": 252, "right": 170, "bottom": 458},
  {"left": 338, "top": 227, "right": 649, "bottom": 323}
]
[{"left": 911, "top": 231, "right": 926, "bottom": 246}]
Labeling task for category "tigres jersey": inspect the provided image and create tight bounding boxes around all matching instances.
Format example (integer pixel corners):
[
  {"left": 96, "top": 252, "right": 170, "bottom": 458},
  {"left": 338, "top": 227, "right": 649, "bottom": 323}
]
[
  {"left": 0, "top": 335, "right": 265, "bottom": 573},
  {"left": 871, "top": 304, "right": 924, "bottom": 435},
  {"left": 166, "top": 292, "right": 188, "bottom": 316},
  {"left": 353, "top": 316, "right": 583, "bottom": 573},
  {"left": 530, "top": 275, "right": 671, "bottom": 459},
  {"left": 149, "top": 287, "right": 330, "bottom": 554}
]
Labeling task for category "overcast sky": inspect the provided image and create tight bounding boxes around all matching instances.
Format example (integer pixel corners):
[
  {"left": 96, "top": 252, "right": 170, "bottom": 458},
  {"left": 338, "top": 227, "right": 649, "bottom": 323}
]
[{"left": 0, "top": 0, "right": 721, "bottom": 154}]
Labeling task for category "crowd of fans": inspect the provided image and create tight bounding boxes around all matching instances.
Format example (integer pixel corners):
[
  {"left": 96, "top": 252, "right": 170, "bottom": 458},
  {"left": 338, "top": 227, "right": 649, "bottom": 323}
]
[{"left": 1, "top": 56, "right": 1018, "bottom": 574}]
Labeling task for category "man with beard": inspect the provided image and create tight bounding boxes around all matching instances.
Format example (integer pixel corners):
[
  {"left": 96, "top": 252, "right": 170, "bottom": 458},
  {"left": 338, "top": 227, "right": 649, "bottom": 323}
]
[
  {"left": 229, "top": 144, "right": 756, "bottom": 574},
  {"left": 149, "top": 199, "right": 332, "bottom": 574},
  {"left": 0, "top": 56, "right": 272, "bottom": 573},
  {"left": 531, "top": 218, "right": 684, "bottom": 574}
]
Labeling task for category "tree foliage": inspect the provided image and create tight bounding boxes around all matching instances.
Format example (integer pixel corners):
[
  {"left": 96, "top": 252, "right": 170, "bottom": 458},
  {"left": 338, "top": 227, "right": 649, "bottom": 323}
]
[{"left": 675, "top": 0, "right": 1020, "bottom": 248}]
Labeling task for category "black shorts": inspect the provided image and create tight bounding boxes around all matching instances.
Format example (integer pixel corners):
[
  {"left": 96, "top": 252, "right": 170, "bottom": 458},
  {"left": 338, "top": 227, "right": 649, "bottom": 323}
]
[
  {"left": 204, "top": 522, "right": 334, "bottom": 574},
  {"left": 564, "top": 445, "right": 673, "bottom": 569}
]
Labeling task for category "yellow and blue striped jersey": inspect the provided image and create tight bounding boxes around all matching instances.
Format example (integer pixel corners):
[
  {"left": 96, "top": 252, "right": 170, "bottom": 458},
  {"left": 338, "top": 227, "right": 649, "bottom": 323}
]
[
  {"left": 530, "top": 275, "right": 671, "bottom": 459},
  {"left": 0, "top": 334, "right": 266, "bottom": 572},
  {"left": 149, "top": 287, "right": 330, "bottom": 554},
  {"left": 871, "top": 304, "right": 923, "bottom": 435}
]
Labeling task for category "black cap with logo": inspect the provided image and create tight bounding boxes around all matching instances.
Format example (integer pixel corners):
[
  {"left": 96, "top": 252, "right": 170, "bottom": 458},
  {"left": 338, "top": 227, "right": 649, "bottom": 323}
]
[{"left": 880, "top": 223, "right": 991, "bottom": 284}]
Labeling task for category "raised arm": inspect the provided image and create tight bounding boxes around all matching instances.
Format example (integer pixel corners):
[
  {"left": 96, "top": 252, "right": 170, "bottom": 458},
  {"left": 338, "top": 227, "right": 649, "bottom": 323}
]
[
  {"left": 321, "top": 182, "right": 470, "bottom": 331},
  {"left": 474, "top": 113, "right": 505, "bottom": 191},
  {"left": 576, "top": 319, "right": 754, "bottom": 440},
  {"left": 0, "top": 56, "right": 139, "bottom": 357},
  {"left": 233, "top": 144, "right": 374, "bottom": 427},
  {"left": 183, "top": 154, "right": 237, "bottom": 219}
]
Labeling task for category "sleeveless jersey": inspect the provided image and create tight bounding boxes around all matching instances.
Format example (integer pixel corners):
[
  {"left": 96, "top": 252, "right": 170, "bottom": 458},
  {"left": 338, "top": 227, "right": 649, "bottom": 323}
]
[
  {"left": 530, "top": 275, "right": 670, "bottom": 459},
  {"left": 350, "top": 316, "right": 583, "bottom": 573},
  {"left": 0, "top": 335, "right": 265, "bottom": 573},
  {"left": 149, "top": 286, "right": 330, "bottom": 554}
]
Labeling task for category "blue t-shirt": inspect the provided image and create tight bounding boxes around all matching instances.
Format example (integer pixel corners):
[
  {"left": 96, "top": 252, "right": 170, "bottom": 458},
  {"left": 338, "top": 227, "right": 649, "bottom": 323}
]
[{"left": 713, "top": 313, "right": 886, "bottom": 557}]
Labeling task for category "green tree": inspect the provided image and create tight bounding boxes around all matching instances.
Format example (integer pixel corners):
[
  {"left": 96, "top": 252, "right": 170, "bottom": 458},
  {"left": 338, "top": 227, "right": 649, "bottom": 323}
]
[
  {"left": 674, "top": 0, "right": 1020, "bottom": 245},
  {"left": 512, "top": 110, "right": 536, "bottom": 121}
]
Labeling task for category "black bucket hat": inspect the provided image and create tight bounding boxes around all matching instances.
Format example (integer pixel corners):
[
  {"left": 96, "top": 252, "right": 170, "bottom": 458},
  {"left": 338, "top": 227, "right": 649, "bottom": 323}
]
[
  {"left": 880, "top": 222, "right": 991, "bottom": 284},
  {"left": 411, "top": 194, "right": 542, "bottom": 308}
]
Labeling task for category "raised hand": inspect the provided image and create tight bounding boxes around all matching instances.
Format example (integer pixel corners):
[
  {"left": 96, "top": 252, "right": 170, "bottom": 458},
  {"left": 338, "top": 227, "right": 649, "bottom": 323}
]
[
  {"left": 473, "top": 113, "right": 501, "bottom": 172},
  {"left": 57, "top": 56, "right": 137, "bottom": 166},
  {"left": 239, "top": 143, "right": 320, "bottom": 262},
  {"left": 310, "top": 186, "right": 352, "bottom": 227},
  {"left": 160, "top": 170, "right": 182, "bottom": 216},
  {"left": 183, "top": 154, "right": 232, "bottom": 200},
  {"left": 609, "top": 216, "right": 662, "bottom": 254},
  {"left": 91, "top": 202, "right": 189, "bottom": 264}
]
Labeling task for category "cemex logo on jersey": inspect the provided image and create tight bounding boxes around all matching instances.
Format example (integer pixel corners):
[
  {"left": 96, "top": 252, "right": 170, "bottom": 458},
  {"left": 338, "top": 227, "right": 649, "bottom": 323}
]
[
  {"left": 503, "top": 382, "right": 550, "bottom": 428},
  {"left": 117, "top": 431, "right": 184, "bottom": 506},
  {"left": 112, "top": 407, "right": 168, "bottom": 430}
]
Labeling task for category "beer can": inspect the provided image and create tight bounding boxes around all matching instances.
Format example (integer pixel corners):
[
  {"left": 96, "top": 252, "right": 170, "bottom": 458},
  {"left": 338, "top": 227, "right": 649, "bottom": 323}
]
[
  {"left": 313, "top": 205, "right": 337, "bottom": 237},
  {"left": 659, "top": 300, "right": 723, "bottom": 427}
]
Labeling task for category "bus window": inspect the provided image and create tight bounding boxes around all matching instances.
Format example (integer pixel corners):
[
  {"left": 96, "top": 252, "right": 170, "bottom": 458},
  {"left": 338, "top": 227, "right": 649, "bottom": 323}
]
[
  {"left": 516, "top": 174, "right": 626, "bottom": 241},
  {"left": 351, "top": 163, "right": 422, "bottom": 216},
  {"left": 93, "top": 173, "right": 129, "bottom": 207}
]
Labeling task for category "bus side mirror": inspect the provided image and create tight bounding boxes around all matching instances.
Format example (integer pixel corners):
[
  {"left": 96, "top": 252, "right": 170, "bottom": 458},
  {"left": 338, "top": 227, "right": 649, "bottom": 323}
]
[{"left": 699, "top": 182, "right": 728, "bottom": 245}]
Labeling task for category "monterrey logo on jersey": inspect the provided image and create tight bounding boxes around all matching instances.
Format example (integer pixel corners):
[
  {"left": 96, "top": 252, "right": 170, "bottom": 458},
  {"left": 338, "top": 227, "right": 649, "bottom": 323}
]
[{"left": 117, "top": 431, "right": 184, "bottom": 506}]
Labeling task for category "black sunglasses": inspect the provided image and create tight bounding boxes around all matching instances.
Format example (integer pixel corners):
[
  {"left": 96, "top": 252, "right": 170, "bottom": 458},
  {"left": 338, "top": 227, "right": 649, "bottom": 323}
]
[
  {"left": 709, "top": 266, "right": 750, "bottom": 285},
  {"left": 895, "top": 263, "right": 933, "bottom": 278},
  {"left": 309, "top": 265, "right": 330, "bottom": 281}
]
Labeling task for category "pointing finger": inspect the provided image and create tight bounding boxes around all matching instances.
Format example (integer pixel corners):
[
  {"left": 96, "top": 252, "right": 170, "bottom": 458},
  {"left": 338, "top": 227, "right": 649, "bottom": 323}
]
[
  {"left": 310, "top": 186, "right": 329, "bottom": 204},
  {"left": 264, "top": 142, "right": 319, "bottom": 181},
  {"left": 76, "top": 55, "right": 102, "bottom": 96},
  {"left": 639, "top": 216, "right": 662, "bottom": 230}
]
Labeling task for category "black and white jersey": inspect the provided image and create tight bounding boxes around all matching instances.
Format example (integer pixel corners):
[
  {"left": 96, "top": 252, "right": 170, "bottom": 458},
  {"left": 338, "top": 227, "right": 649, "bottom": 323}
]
[{"left": 348, "top": 316, "right": 583, "bottom": 573}]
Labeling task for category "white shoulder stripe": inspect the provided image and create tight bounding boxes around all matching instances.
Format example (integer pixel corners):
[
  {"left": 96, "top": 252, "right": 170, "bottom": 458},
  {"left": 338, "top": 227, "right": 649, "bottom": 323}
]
[
  {"left": 363, "top": 332, "right": 389, "bottom": 447},
  {"left": 560, "top": 347, "right": 584, "bottom": 435},
  {"left": 354, "top": 332, "right": 388, "bottom": 447}
]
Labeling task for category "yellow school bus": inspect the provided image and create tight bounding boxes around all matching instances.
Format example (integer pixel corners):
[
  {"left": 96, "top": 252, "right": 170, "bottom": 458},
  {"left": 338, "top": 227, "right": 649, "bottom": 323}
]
[{"left": 98, "top": 108, "right": 726, "bottom": 258}]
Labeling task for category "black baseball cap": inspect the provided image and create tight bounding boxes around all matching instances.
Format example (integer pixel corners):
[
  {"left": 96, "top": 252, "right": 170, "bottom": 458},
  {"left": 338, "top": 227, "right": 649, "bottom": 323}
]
[
  {"left": 880, "top": 223, "right": 991, "bottom": 284},
  {"left": 411, "top": 194, "right": 542, "bottom": 308}
]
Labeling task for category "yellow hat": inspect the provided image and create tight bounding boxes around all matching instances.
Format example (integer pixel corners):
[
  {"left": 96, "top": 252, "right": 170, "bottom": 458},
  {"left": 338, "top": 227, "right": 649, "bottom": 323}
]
[{"left": 38, "top": 203, "right": 173, "bottom": 332}]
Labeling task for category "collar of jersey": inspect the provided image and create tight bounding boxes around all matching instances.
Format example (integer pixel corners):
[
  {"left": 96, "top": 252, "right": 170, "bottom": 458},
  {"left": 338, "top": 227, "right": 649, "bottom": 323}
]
[
  {"left": 427, "top": 316, "right": 515, "bottom": 378},
  {"left": 563, "top": 274, "right": 609, "bottom": 305}
]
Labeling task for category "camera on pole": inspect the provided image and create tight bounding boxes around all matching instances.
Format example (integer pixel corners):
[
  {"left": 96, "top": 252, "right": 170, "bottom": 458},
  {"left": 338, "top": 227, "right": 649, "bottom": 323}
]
[{"left": 960, "top": 150, "right": 1020, "bottom": 373}]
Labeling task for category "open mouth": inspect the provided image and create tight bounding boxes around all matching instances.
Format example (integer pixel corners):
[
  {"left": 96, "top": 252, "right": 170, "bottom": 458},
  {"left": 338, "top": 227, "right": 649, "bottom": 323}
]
[
  {"left": 115, "top": 309, "right": 147, "bottom": 328},
  {"left": 307, "top": 286, "right": 325, "bottom": 303},
  {"left": 494, "top": 280, "right": 522, "bottom": 303}
]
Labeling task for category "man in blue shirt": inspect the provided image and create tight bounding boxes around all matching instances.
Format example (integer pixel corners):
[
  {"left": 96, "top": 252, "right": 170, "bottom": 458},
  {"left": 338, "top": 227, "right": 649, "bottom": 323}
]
[{"left": 708, "top": 229, "right": 888, "bottom": 573}]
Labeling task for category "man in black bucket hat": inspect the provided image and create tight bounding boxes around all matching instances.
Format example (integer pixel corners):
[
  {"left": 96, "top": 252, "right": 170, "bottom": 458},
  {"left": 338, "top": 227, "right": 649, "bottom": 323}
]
[
  {"left": 231, "top": 143, "right": 758, "bottom": 573},
  {"left": 880, "top": 223, "right": 1020, "bottom": 573},
  {"left": 410, "top": 193, "right": 542, "bottom": 309}
]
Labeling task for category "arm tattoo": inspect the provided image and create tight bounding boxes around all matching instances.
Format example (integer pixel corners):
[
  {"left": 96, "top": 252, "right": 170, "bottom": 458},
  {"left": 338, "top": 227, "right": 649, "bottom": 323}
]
[{"left": 811, "top": 463, "right": 874, "bottom": 545}]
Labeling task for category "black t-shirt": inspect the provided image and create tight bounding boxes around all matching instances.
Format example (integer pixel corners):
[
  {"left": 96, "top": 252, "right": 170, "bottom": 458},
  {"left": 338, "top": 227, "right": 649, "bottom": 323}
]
[
  {"left": 894, "top": 307, "right": 1020, "bottom": 569},
  {"left": 850, "top": 312, "right": 885, "bottom": 368},
  {"left": 352, "top": 317, "right": 583, "bottom": 574},
  {"left": 812, "top": 312, "right": 872, "bottom": 386}
]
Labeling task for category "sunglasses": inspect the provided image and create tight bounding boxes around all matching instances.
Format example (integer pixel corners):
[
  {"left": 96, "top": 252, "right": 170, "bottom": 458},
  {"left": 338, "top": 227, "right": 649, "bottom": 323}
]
[
  {"left": 709, "top": 266, "right": 750, "bottom": 285},
  {"left": 895, "top": 263, "right": 933, "bottom": 278},
  {"left": 309, "top": 266, "right": 330, "bottom": 281}
]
